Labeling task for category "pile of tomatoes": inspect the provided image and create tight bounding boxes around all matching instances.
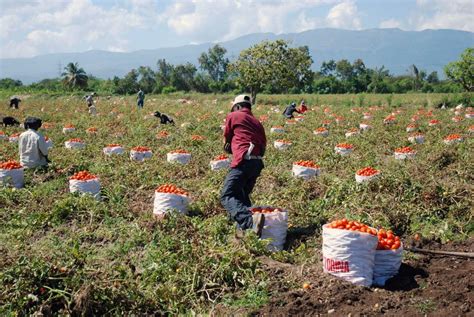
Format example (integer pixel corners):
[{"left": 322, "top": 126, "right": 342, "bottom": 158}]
[
  {"left": 377, "top": 229, "right": 402, "bottom": 250},
  {"left": 429, "top": 119, "right": 440, "bottom": 125},
  {"left": 0, "top": 160, "right": 22, "bottom": 170},
  {"left": 68, "top": 138, "right": 84, "bottom": 143},
  {"left": 356, "top": 167, "right": 379, "bottom": 177},
  {"left": 157, "top": 131, "right": 169, "bottom": 138},
  {"left": 346, "top": 128, "right": 359, "bottom": 133},
  {"left": 64, "top": 124, "right": 75, "bottom": 128},
  {"left": 10, "top": 133, "right": 20, "bottom": 138},
  {"left": 70, "top": 171, "right": 97, "bottom": 181},
  {"left": 106, "top": 144, "right": 121, "bottom": 148},
  {"left": 275, "top": 139, "right": 292, "bottom": 144},
  {"left": 156, "top": 184, "right": 188, "bottom": 196},
  {"left": 294, "top": 160, "right": 319, "bottom": 169},
  {"left": 170, "top": 149, "right": 189, "bottom": 154},
  {"left": 327, "top": 219, "right": 377, "bottom": 235},
  {"left": 86, "top": 127, "right": 98, "bottom": 133},
  {"left": 314, "top": 127, "right": 328, "bottom": 133},
  {"left": 214, "top": 154, "right": 228, "bottom": 161},
  {"left": 336, "top": 143, "right": 354, "bottom": 149},
  {"left": 444, "top": 134, "right": 462, "bottom": 141},
  {"left": 191, "top": 135, "right": 205, "bottom": 141},
  {"left": 250, "top": 207, "right": 283, "bottom": 214},
  {"left": 132, "top": 146, "right": 151, "bottom": 152},
  {"left": 394, "top": 146, "right": 415, "bottom": 154}
]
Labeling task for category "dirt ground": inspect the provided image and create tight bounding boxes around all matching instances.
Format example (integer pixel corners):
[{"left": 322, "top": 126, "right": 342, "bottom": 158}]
[{"left": 250, "top": 238, "right": 473, "bottom": 316}]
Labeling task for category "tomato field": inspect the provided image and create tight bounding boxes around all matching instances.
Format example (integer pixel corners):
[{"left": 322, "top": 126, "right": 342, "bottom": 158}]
[{"left": 0, "top": 93, "right": 472, "bottom": 315}]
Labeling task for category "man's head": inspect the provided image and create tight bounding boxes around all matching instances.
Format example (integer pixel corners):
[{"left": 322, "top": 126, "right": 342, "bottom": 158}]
[
  {"left": 153, "top": 111, "right": 161, "bottom": 118},
  {"left": 24, "top": 117, "right": 42, "bottom": 130},
  {"left": 291, "top": 102, "right": 296, "bottom": 107},
  {"left": 231, "top": 94, "right": 252, "bottom": 112}
]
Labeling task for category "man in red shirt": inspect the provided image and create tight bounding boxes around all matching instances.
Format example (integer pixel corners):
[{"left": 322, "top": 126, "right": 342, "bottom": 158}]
[{"left": 221, "top": 94, "right": 267, "bottom": 237}]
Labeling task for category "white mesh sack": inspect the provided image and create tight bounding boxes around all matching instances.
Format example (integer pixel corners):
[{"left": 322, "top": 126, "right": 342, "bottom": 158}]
[
  {"left": 373, "top": 244, "right": 404, "bottom": 286},
  {"left": 210, "top": 159, "right": 230, "bottom": 171},
  {"left": 0, "top": 168, "right": 24, "bottom": 188},
  {"left": 167, "top": 153, "right": 191, "bottom": 164},
  {"left": 69, "top": 178, "right": 101, "bottom": 199},
  {"left": 322, "top": 224, "right": 378, "bottom": 287},
  {"left": 292, "top": 164, "right": 320, "bottom": 180},
  {"left": 153, "top": 192, "right": 190, "bottom": 216}
]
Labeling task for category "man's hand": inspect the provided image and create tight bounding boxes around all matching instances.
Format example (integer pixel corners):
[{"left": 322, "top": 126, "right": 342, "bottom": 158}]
[{"left": 224, "top": 142, "right": 232, "bottom": 154}]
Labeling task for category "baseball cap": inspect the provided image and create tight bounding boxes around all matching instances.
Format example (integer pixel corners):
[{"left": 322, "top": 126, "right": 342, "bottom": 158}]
[{"left": 232, "top": 94, "right": 252, "bottom": 106}]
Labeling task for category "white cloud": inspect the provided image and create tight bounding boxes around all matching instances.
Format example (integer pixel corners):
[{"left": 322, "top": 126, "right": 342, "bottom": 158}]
[
  {"left": 0, "top": 0, "right": 152, "bottom": 58},
  {"left": 159, "top": 0, "right": 338, "bottom": 43},
  {"left": 326, "top": 1, "right": 361, "bottom": 29},
  {"left": 414, "top": 0, "right": 474, "bottom": 32},
  {"left": 379, "top": 19, "right": 401, "bottom": 29}
]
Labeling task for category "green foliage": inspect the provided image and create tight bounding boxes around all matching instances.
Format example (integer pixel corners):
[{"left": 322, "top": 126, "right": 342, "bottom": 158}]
[
  {"left": 61, "top": 62, "right": 88, "bottom": 90},
  {"left": 444, "top": 47, "right": 474, "bottom": 92},
  {"left": 198, "top": 44, "right": 229, "bottom": 84},
  {"left": 229, "top": 40, "right": 313, "bottom": 102}
]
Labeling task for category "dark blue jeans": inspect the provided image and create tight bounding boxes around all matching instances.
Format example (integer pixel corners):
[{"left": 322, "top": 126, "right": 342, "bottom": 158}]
[
  {"left": 220, "top": 159, "right": 264, "bottom": 230},
  {"left": 137, "top": 100, "right": 144, "bottom": 108}
]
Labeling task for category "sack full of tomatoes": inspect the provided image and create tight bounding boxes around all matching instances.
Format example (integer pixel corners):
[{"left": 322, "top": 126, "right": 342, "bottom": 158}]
[
  {"left": 103, "top": 144, "right": 125, "bottom": 156},
  {"left": 69, "top": 171, "right": 101, "bottom": 199},
  {"left": 250, "top": 206, "right": 288, "bottom": 251},
  {"left": 292, "top": 160, "right": 320, "bottom": 180},
  {"left": 322, "top": 219, "right": 378, "bottom": 287},
  {"left": 130, "top": 146, "right": 152, "bottom": 162},
  {"left": 0, "top": 160, "right": 24, "bottom": 188},
  {"left": 167, "top": 150, "right": 191, "bottom": 164},
  {"left": 210, "top": 154, "right": 230, "bottom": 171},
  {"left": 65, "top": 138, "right": 85, "bottom": 149},
  {"left": 373, "top": 229, "right": 403, "bottom": 286},
  {"left": 153, "top": 184, "right": 190, "bottom": 216}
]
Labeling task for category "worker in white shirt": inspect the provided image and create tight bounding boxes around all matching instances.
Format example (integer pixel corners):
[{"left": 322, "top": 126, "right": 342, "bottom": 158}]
[{"left": 19, "top": 117, "right": 50, "bottom": 169}]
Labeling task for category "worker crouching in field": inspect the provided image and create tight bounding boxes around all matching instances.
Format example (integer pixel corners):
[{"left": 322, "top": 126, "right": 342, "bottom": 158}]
[
  {"left": 220, "top": 94, "right": 267, "bottom": 237},
  {"left": 283, "top": 102, "right": 301, "bottom": 118},
  {"left": 153, "top": 111, "right": 175, "bottom": 125},
  {"left": 19, "top": 117, "right": 50, "bottom": 169},
  {"left": 10, "top": 96, "right": 21, "bottom": 109}
]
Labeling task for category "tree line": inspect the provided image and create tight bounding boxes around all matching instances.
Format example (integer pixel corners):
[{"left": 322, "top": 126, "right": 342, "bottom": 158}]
[{"left": 1, "top": 41, "right": 472, "bottom": 101}]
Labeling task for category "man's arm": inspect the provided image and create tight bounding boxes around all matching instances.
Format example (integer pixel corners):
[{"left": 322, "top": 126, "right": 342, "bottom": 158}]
[{"left": 38, "top": 135, "right": 49, "bottom": 157}]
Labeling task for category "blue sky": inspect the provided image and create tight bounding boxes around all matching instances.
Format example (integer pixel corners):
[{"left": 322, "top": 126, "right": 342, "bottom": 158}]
[{"left": 1, "top": 0, "right": 473, "bottom": 58}]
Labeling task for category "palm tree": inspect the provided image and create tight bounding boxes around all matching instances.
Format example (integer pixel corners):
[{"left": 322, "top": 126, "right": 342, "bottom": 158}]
[{"left": 61, "top": 62, "right": 88, "bottom": 89}]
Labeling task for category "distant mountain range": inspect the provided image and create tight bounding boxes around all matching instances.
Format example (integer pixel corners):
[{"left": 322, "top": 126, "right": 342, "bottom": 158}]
[{"left": 1, "top": 28, "right": 473, "bottom": 84}]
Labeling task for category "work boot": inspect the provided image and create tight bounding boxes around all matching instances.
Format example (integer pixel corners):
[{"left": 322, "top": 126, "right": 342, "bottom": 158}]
[{"left": 252, "top": 213, "right": 265, "bottom": 238}]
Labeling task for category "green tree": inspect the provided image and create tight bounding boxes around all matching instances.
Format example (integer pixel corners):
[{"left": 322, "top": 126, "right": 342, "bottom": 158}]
[
  {"left": 61, "top": 62, "right": 88, "bottom": 90},
  {"left": 155, "top": 59, "right": 174, "bottom": 92},
  {"left": 137, "top": 66, "right": 156, "bottom": 93},
  {"left": 229, "top": 40, "right": 313, "bottom": 103},
  {"left": 427, "top": 71, "right": 439, "bottom": 84},
  {"left": 198, "top": 44, "right": 229, "bottom": 86},
  {"left": 444, "top": 47, "right": 474, "bottom": 92},
  {"left": 170, "top": 63, "right": 197, "bottom": 91},
  {"left": 0, "top": 78, "right": 23, "bottom": 89}
]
